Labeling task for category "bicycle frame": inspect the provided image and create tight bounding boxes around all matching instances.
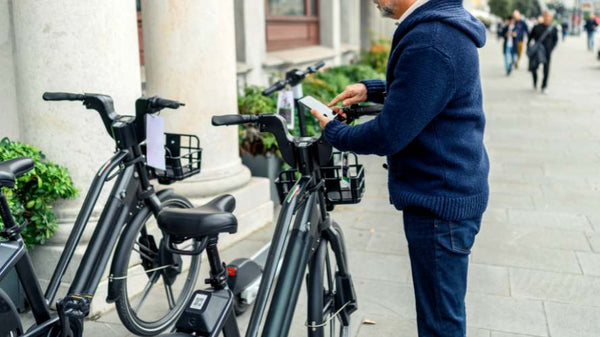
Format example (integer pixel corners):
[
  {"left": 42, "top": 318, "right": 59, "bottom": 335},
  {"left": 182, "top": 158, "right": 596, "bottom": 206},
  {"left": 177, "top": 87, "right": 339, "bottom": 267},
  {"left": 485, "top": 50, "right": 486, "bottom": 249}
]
[
  {"left": 0, "top": 139, "right": 170, "bottom": 337},
  {"left": 244, "top": 153, "right": 351, "bottom": 337}
]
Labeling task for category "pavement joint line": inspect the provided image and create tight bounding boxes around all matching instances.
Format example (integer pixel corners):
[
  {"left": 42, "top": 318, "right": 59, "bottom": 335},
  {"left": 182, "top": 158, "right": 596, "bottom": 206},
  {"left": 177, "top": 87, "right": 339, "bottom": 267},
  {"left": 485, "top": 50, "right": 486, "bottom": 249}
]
[
  {"left": 573, "top": 250, "right": 585, "bottom": 275},
  {"left": 467, "top": 260, "right": 585, "bottom": 276},
  {"left": 541, "top": 301, "right": 552, "bottom": 337}
]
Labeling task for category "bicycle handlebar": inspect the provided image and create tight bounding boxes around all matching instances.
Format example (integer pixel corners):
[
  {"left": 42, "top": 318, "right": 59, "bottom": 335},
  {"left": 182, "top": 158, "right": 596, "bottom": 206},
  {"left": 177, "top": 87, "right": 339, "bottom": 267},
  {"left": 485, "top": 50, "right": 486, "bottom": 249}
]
[
  {"left": 211, "top": 114, "right": 259, "bottom": 126},
  {"left": 340, "top": 104, "right": 383, "bottom": 122},
  {"left": 148, "top": 96, "right": 185, "bottom": 110},
  {"left": 43, "top": 92, "right": 85, "bottom": 102},
  {"left": 262, "top": 61, "right": 326, "bottom": 96}
]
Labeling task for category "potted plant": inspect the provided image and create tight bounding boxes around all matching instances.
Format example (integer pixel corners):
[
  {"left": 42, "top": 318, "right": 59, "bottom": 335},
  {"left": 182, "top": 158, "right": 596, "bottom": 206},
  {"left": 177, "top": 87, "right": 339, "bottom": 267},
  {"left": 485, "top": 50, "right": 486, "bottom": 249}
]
[
  {"left": 0, "top": 138, "right": 78, "bottom": 311},
  {"left": 238, "top": 86, "right": 283, "bottom": 202}
]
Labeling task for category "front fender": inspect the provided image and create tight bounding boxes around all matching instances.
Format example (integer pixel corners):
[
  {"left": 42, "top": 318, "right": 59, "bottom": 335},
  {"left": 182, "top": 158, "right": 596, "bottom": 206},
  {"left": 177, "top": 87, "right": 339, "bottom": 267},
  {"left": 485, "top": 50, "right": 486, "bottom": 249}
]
[{"left": 105, "top": 188, "right": 174, "bottom": 303}]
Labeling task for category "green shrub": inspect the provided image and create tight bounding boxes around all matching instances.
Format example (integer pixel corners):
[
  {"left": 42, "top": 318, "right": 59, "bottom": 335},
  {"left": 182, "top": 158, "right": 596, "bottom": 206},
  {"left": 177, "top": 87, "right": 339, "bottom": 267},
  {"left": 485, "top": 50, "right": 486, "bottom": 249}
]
[
  {"left": 237, "top": 86, "right": 280, "bottom": 156},
  {"left": 359, "top": 37, "right": 392, "bottom": 75},
  {"left": 0, "top": 138, "right": 78, "bottom": 247}
]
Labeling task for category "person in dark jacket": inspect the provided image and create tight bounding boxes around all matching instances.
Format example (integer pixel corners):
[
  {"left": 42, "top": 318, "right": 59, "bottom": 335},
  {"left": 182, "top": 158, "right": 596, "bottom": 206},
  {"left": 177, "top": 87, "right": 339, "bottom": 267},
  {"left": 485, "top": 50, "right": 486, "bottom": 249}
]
[
  {"left": 311, "top": 0, "right": 489, "bottom": 335},
  {"left": 512, "top": 10, "right": 529, "bottom": 68},
  {"left": 528, "top": 10, "right": 558, "bottom": 93},
  {"left": 584, "top": 14, "right": 598, "bottom": 51}
]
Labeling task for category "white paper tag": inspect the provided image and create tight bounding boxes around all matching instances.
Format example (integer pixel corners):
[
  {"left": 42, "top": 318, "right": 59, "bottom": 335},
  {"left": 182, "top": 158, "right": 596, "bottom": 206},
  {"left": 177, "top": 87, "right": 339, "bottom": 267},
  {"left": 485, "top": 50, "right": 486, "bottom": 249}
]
[
  {"left": 146, "top": 115, "right": 166, "bottom": 170},
  {"left": 277, "top": 90, "right": 295, "bottom": 130}
]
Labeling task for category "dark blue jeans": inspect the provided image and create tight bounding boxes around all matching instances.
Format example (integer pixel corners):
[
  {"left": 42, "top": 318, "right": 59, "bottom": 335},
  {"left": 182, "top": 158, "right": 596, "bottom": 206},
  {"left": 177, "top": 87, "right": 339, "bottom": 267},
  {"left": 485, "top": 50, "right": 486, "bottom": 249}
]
[{"left": 403, "top": 209, "right": 482, "bottom": 337}]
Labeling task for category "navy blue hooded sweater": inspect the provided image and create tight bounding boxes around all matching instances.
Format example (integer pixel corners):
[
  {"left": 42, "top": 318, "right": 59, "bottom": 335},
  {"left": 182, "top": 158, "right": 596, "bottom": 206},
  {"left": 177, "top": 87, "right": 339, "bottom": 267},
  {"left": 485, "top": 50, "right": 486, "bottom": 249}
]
[{"left": 324, "top": 0, "right": 489, "bottom": 221}]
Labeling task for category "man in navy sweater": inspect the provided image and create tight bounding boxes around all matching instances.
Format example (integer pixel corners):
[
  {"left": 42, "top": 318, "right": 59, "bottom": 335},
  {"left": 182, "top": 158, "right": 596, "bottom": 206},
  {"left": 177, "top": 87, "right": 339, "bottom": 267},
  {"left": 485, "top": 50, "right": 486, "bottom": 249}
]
[{"left": 311, "top": 0, "right": 489, "bottom": 336}]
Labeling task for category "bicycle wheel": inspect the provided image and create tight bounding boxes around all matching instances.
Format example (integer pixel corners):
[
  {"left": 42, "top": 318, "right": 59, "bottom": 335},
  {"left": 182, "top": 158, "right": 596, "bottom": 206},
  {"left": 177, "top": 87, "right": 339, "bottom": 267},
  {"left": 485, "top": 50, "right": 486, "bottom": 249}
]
[
  {"left": 113, "top": 193, "right": 200, "bottom": 336},
  {"left": 306, "top": 234, "right": 351, "bottom": 337}
]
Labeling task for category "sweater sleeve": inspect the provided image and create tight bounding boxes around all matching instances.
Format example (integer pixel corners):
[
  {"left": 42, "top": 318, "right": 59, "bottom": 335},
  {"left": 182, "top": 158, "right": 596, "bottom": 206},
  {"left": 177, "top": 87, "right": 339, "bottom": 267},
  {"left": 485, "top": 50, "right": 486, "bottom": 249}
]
[
  {"left": 360, "top": 79, "right": 387, "bottom": 104},
  {"left": 324, "top": 46, "right": 455, "bottom": 157}
]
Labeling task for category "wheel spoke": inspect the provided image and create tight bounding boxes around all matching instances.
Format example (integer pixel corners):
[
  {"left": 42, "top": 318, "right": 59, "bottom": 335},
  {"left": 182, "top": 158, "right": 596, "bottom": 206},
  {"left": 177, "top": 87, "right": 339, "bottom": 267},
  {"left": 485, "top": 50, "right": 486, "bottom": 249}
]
[
  {"left": 133, "top": 272, "right": 159, "bottom": 312},
  {"left": 135, "top": 241, "right": 158, "bottom": 257},
  {"left": 132, "top": 246, "right": 155, "bottom": 261},
  {"left": 164, "top": 279, "right": 176, "bottom": 309}
]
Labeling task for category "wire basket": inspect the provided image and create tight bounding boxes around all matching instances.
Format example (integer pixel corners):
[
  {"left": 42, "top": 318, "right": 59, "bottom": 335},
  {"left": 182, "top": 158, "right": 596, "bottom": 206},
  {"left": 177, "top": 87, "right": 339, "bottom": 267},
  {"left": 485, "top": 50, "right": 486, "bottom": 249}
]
[
  {"left": 149, "top": 133, "right": 202, "bottom": 185},
  {"left": 274, "top": 152, "right": 365, "bottom": 205}
]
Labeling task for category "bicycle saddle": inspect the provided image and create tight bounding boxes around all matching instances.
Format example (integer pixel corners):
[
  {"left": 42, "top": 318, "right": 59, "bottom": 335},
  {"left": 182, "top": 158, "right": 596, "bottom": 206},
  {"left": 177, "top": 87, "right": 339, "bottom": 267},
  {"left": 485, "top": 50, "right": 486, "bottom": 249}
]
[
  {"left": 0, "top": 157, "right": 34, "bottom": 188},
  {"left": 157, "top": 195, "right": 238, "bottom": 238}
]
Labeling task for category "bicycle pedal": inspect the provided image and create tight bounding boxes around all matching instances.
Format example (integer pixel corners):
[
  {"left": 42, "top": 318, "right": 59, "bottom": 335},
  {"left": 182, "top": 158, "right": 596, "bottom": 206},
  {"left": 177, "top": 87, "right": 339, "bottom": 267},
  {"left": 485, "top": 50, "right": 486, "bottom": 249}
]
[{"left": 175, "top": 289, "right": 234, "bottom": 337}]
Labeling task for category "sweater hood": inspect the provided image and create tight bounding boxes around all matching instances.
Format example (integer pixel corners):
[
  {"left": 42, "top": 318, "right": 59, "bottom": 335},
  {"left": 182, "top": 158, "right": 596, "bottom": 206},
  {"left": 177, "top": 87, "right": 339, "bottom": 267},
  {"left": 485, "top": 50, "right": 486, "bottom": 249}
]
[{"left": 393, "top": 0, "right": 486, "bottom": 48}]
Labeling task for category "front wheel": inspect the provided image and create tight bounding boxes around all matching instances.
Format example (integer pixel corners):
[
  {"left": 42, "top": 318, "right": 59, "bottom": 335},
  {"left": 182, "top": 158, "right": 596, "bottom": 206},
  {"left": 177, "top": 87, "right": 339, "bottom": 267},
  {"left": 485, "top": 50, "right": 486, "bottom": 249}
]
[
  {"left": 113, "top": 193, "right": 201, "bottom": 336},
  {"left": 306, "top": 237, "right": 351, "bottom": 337}
]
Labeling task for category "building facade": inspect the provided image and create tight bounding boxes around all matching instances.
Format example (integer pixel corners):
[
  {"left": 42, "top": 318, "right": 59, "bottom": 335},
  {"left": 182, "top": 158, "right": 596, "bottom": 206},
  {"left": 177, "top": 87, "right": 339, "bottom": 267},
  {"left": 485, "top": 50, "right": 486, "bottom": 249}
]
[{"left": 0, "top": 0, "right": 482, "bottom": 313}]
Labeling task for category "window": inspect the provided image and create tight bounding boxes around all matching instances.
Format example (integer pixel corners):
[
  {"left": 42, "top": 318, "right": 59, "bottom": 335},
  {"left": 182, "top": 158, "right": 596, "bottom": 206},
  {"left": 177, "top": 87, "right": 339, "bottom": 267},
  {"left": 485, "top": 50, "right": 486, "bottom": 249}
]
[{"left": 266, "top": 0, "right": 320, "bottom": 51}]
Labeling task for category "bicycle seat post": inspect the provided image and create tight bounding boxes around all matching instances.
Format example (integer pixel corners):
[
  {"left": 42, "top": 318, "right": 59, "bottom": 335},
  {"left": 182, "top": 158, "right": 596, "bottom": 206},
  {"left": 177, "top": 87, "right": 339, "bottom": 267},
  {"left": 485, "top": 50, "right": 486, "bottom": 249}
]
[{"left": 205, "top": 236, "right": 228, "bottom": 290}]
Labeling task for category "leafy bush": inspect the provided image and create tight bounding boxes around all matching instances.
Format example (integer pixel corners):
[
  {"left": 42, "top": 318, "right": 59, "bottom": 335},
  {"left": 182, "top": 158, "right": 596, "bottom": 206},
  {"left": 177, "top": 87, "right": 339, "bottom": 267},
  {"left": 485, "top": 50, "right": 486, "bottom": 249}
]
[
  {"left": 359, "top": 37, "right": 392, "bottom": 75},
  {"left": 0, "top": 138, "right": 78, "bottom": 247},
  {"left": 237, "top": 86, "right": 280, "bottom": 157}
]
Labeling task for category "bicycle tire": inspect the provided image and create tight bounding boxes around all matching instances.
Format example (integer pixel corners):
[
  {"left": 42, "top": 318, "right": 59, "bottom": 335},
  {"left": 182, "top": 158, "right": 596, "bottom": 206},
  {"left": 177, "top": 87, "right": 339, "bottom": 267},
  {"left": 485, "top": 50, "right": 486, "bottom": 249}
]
[
  {"left": 113, "top": 193, "right": 200, "bottom": 336},
  {"left": 306, "top": 233, "right": 350, "bottom": 337}
]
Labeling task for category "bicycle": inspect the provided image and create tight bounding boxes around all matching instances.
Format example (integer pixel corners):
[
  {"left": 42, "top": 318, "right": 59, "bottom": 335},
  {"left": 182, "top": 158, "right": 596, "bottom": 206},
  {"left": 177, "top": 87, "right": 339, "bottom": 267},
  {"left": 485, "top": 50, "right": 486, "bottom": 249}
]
[
  {"left": 152, "top": 103, "right": 381, "bottom": 337},
  {"left": 0, "top": 92, "right": 224, "bottom": 337}
]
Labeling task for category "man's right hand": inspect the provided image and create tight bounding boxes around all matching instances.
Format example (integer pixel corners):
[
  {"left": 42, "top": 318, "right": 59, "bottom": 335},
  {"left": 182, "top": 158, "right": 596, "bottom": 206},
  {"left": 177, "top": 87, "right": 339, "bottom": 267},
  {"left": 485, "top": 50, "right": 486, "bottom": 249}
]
[{"left": 328, "top": 83, "right": 368, "bottom": 108}]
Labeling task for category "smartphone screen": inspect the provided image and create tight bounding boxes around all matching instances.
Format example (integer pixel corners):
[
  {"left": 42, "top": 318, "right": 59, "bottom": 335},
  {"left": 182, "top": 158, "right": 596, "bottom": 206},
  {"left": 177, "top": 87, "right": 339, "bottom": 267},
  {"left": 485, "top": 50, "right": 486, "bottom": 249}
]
[{"left": 298, "top": 96, "right": 334, "bottom": 119}]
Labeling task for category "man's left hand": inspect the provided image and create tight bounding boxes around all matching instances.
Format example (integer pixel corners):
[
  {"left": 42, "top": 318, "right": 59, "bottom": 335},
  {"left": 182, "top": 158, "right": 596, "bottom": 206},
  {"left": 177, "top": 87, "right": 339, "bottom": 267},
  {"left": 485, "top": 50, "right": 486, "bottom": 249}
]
[{"left": 310, "top": 109, "right": 333, "bottom": 129}]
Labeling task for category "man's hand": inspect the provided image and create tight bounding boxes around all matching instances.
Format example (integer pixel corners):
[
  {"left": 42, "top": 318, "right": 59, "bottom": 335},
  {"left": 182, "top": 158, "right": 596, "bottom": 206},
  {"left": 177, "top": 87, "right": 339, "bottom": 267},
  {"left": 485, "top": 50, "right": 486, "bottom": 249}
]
[
  {"left": 310, "top": 109, "right": 332, "bottom": 129},
  {"left": 327, "top": 83, "right": 368, "bottom": 107}
]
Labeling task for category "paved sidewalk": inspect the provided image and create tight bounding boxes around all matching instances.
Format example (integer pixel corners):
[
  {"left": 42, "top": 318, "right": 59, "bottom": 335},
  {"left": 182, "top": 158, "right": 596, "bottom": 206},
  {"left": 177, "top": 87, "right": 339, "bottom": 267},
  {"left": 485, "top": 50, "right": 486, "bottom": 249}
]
[{"left": 24, "top": 34, "right": 600, "bottom": 337}]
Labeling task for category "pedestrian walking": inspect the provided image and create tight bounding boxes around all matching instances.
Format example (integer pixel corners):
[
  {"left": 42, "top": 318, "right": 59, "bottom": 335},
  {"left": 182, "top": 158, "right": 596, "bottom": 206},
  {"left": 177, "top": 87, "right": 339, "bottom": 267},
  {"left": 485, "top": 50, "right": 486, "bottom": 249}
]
[
  {"left": 502, "top": 16, "right": 517, "bottom": 75},
  {"left": 561, "top": 18, "right": 569, "bottom": 41},
  {"left": 528, "top": 10, "right": 558, "bottom": 94},
  {"left": 311, "top": 1, "right": 489, "bottom": 336},
  {"left": 584, "top": 14, "right": 598, "bottom": 51},
  {"left": 512, "top": 10, "right": 529, "bottom": 68}
]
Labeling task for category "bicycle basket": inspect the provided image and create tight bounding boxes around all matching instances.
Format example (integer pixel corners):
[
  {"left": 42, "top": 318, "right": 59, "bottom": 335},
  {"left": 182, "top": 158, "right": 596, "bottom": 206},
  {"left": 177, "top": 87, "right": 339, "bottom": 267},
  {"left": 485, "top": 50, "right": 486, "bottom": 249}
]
[
  {"left": 274, "top": 152, "right": 365, "bottom": 205},
  {"left": 321, "top": 152, "right": 365, "bottom": 204},
  {"left": 149, "top": 133, "right": 202, "bottom": 185}
]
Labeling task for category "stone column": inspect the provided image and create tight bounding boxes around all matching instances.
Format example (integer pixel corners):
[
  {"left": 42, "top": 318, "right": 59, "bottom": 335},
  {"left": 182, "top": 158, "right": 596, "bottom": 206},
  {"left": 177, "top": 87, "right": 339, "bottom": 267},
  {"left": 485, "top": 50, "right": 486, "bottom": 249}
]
[
  {"left": 0, "top": 1, "right": 19, "bottom": 140},
  {"left": 341, "top": 0, "right": 361, "bottom": 47},
  {"left": 11, "top": 0, "right": 141, "bottom": 310},
  {"left": 234, "top": 0, "right": 268, "bottom": 86},
  {"left": 320, "top": 0, "right": 342, "bottom": 65},
  {"left": 141, "top": 0, "right": 273, "bottom": 247}
]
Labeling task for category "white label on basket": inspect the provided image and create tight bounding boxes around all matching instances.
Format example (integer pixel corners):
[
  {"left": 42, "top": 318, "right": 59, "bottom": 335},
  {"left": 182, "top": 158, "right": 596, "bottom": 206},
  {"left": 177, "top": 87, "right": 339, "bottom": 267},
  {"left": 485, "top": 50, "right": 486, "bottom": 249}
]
[
  {"left": 190, "top": 293, "right": 208, "bottom": 310},
  {"left": 146, "top": 115, "right": 166, "bottom": 170}
]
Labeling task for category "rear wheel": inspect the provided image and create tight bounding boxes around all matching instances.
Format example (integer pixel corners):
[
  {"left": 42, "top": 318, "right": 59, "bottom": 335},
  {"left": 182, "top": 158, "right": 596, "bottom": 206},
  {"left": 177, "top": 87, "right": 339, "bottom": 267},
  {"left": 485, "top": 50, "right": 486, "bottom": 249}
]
[
  {"left": 306, "top": 238, "right": 350, "bottom": 337},
  {"left": 114, "top": 194, "right": 200, "bottom": 336}
]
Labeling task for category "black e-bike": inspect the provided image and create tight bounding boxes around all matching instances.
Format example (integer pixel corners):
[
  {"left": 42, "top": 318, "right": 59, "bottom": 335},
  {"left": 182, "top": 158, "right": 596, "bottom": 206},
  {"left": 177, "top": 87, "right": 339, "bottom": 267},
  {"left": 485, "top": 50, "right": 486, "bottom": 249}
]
[
  {"left": 153, "top": 102, "right": 381, "bottom": 337},
  {"left": 0, "top": 92, "right": 222, "bottom": 337}
]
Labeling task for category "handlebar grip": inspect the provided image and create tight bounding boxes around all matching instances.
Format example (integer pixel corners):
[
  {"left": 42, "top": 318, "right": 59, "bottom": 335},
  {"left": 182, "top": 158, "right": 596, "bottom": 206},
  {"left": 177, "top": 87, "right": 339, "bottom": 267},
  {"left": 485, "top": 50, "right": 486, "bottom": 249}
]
[
  {"left": 262, "top": 81, "right": 286, "bottom": 96},
  {"left": 313, "top": 61, "right": 326, "bottom": 70},
  {"left": 43, "top": 92, "right": 85, "bottom": 101},
  {"left": 149, "top": 96, "right": 185, "bottom": 110},
  {"left": 343, "top": 104, "right": 384, "bottom": 116},
  {"left": 212, "top": 114, "right": 259, "bottom": 126}
]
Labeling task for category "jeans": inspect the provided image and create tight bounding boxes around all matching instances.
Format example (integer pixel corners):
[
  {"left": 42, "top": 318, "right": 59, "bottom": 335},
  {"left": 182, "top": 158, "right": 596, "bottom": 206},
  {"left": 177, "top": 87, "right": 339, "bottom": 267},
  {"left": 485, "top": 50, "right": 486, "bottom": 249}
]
[
  {"left": 587, "top": 31, "right": 595, "bottom": 51},
  {"left": 504, "top": 47, "right": 516, "bottom": 74},
  {"left": 403, "top": 209, "right": 482, "bottom": 337}
]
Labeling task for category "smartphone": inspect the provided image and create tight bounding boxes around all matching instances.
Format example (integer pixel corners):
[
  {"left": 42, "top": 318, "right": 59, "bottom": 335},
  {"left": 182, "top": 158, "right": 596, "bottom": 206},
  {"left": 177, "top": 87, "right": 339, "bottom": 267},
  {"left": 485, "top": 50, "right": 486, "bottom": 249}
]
[{"left": 298, "top": 96, "right": 334, "bottom": 119}]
